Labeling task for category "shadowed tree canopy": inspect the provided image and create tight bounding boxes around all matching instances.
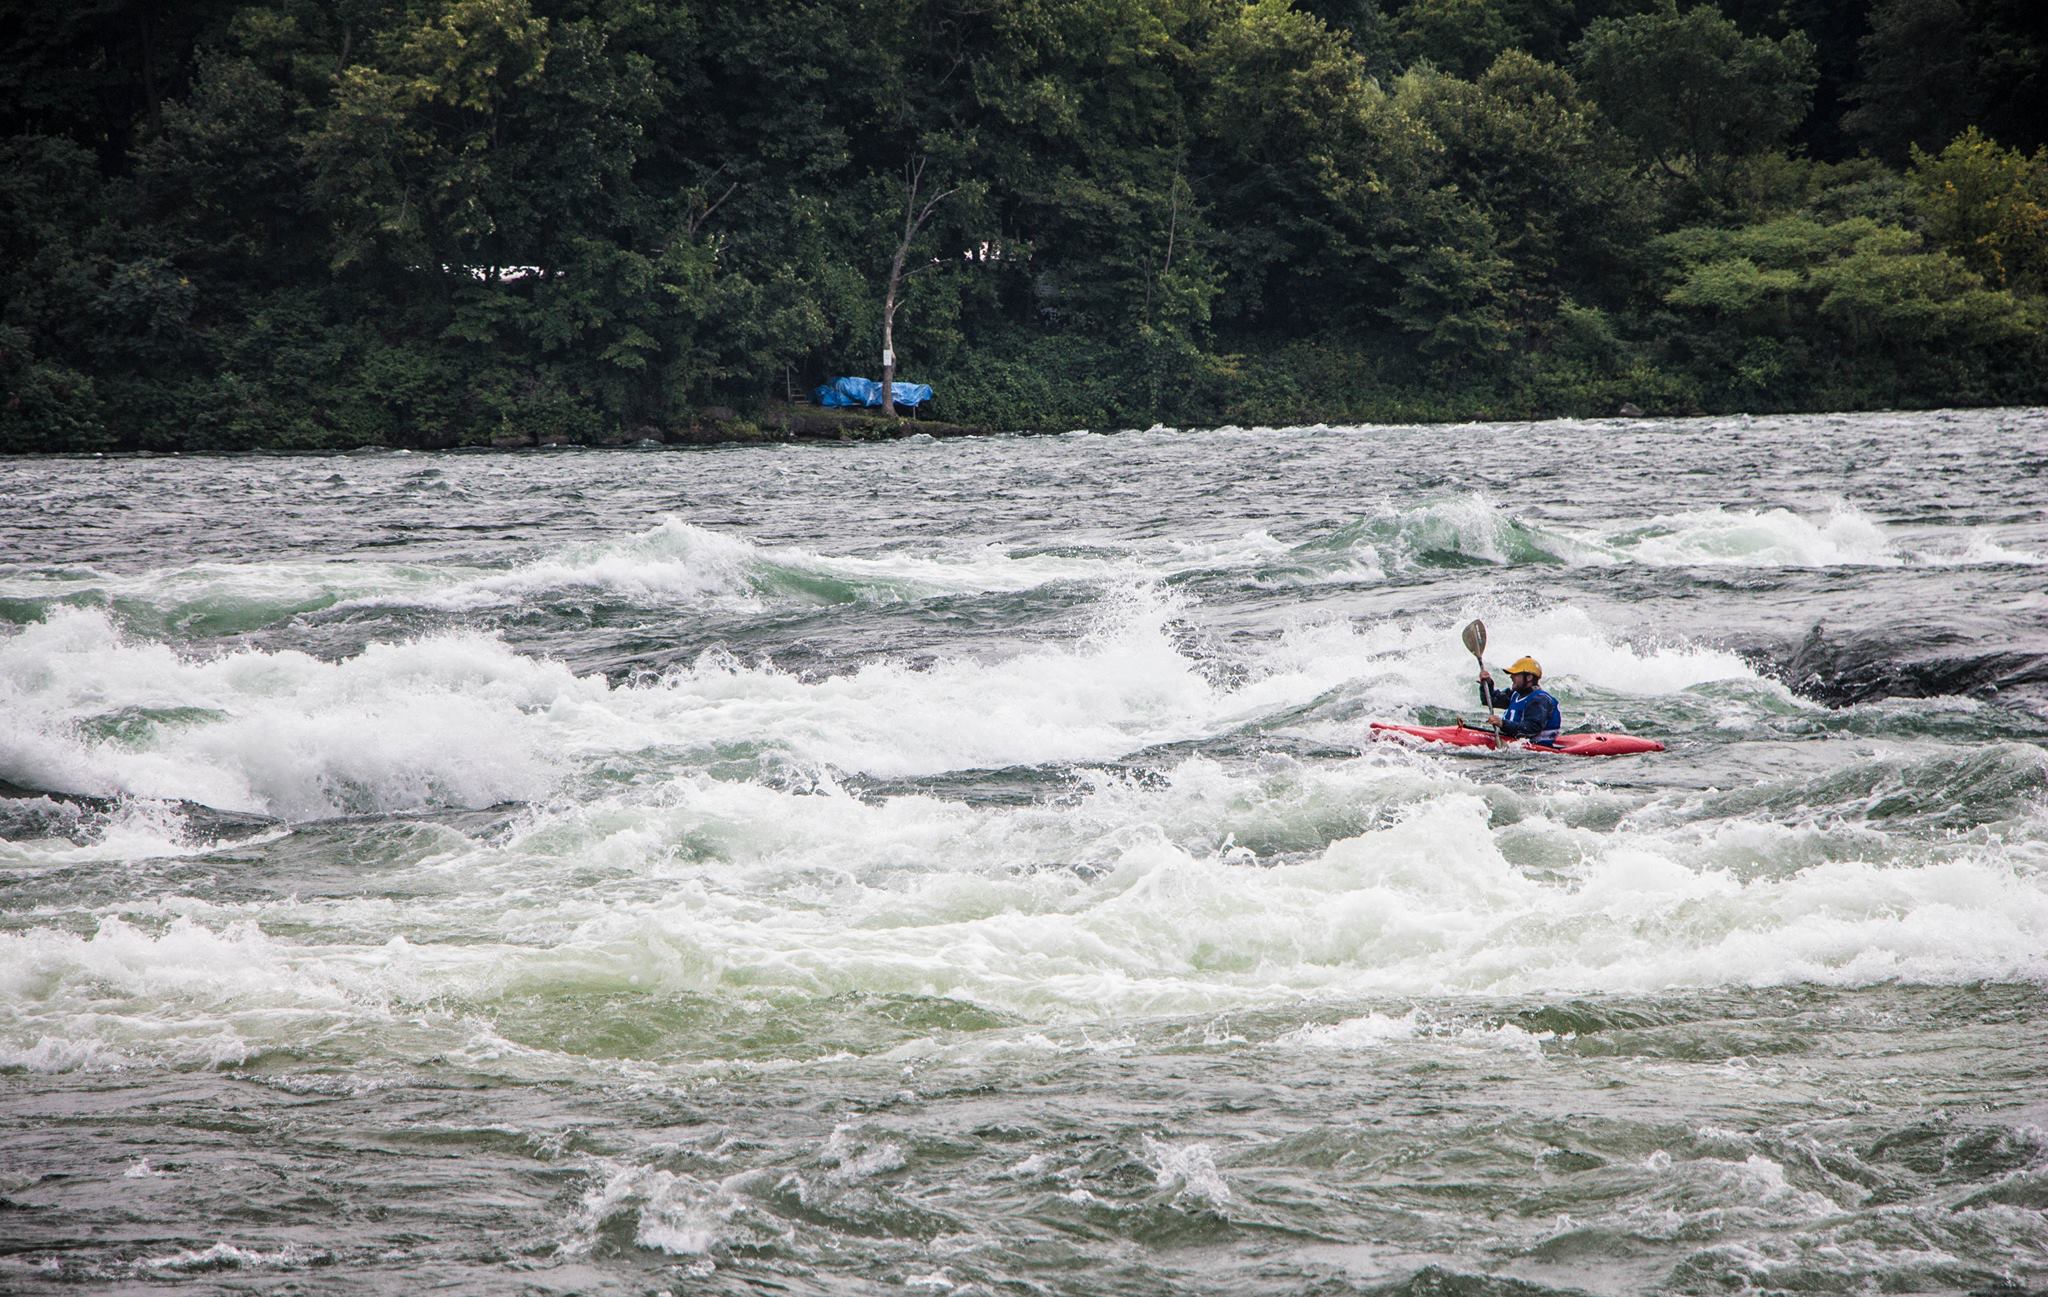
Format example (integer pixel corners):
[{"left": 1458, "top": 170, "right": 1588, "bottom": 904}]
[
  {"left": 1573, "top": 2, "right": 1816, "bottom": 190},
  {"left": 1845, "top": 0, "right": 2048, "bottom": 162}
]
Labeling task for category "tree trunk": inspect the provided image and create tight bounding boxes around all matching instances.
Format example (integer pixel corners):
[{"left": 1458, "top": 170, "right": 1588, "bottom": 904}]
[
  {"left": 882, "top": 249, "right": 903, "bottom": 417},
  {"left": 880, "top": 157, "right": 958, "bottom": 420}
]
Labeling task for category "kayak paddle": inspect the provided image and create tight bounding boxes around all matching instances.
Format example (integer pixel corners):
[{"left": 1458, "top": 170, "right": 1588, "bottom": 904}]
[{"left": 1461, "top": 618, "right": 1495, "bottom": 728}]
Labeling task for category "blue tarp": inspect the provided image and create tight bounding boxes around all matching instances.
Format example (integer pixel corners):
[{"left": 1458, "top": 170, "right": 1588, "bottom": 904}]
[{"left": 813, "top": 376, "right": 933, "bottom": 410}]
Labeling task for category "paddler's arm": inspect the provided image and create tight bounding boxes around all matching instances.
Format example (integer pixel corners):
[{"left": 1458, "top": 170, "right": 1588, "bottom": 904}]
[{"left": 1476, "top": 669, "right": 1508, "bottom": 710}]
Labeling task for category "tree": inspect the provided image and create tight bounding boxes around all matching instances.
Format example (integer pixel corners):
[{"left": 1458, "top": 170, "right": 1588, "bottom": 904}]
[
  {"left": 2, "top": 0, "right": 2043, "bottom": 448},
  {"left": 1391, "top": 52, "right": 1647, "bottom": 322},
  {"left": 0, "top": 133, "right": 115, "bottom": 452},
  {"left": 1573, "top": 2, "right": 1815, "bottom": 194},
  {"left": 1394, "top": 0, "right": 1516, "bottom": 78},
  {"left": 1654, "top": 214, "right": 2039, "bottom": 408},
  {"left": 880, "top": 157, "right": 960, "bottom": 417},
  {"left": 133, "top": 52, "right": 310, "bottom": 287},
  {"left": 1195, "top": 0, "right": 1388, "bottom": 332},
  {"left": 1289, "top": 0, "right": 1398, "bottom": 75},
  {"left": 0, "top": 0, "right": 242, "bottom": 165},
  {"left": 1907, "top": 128, "right": 2048, "bottom": 293},
  {"left": 958, "top": 0, "right": 1221, "bottom": 337},
  {"left": 302, "top": 0, "right": 552, "bottom": 281},
  {"left": 1845, "top": 0, "right": 2048, "bottom": 161},
  {"left": 1710, "top": 0, "right": 1873, "bottom": 162}
]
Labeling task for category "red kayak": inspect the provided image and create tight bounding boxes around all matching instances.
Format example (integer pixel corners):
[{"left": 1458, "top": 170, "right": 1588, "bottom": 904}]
[{"left": 1370, "top": 721, "right": 1665, "bottom": 757}]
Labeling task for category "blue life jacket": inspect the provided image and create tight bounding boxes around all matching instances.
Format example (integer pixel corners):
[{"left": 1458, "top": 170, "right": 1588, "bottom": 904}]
[{"left": 1485, "top": 683, "right": 1562, "bottom": 745}]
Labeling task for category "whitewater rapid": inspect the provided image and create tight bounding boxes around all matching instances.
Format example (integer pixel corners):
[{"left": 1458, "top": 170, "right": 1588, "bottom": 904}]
[
  {"left": 2, "top": 410, "right": 2044, "bottom": 1296},
  {"left": 4, "top": 515, "right": 2043, "bottom": 1067}
]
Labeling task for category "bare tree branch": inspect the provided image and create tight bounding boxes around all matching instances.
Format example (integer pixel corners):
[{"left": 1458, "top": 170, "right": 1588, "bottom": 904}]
[
  {"left": 687, "top": 179, "right": 739, "bottom": 238},
  {"left": 881, "top": 155, "right": 962, "bottom": 417}
]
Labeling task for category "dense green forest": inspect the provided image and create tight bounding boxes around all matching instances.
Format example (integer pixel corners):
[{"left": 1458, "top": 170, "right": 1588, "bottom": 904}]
[{"left": 2, "top": 0, "right": 2044, "bottom": 450}]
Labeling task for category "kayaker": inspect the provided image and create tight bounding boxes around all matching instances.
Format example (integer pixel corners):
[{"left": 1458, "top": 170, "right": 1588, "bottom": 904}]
[{"left": 1478, "top": 657, "right": 1562, "bottom": 746}]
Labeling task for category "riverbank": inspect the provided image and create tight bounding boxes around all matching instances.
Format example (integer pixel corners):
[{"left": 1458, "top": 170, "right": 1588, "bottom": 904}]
[
  {"left": 15, "top": 337, "right": 2039, "bottom": 456},
  {"left": 471, "top": 402, "right": 998, "bottom": 449}
]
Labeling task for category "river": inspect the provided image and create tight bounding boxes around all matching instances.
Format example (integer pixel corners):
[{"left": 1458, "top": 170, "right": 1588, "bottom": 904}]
[{"left": 2, "top": 409, "right": 2045, "bottom": 1295}]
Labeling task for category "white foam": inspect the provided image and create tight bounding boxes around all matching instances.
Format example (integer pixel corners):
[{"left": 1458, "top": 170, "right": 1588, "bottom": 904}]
[
  {"left": 1563, "top": 503, "right": 1903, "bottom": 567},
  {"left": 0, "top": 913, "right": 407, "bottom": 1071},
  {"left": 1277, "top": 1009, "right": 1431, "bottom": 1048},
  {"left": 3, "top": 577, "right": 1383, "bottom": 816},
  {"left": 0, "top": 1035, "right": 128, "bottom": 1072},
  {"left": 140, "top": 1242, "right": 327, "bottom": 1272},
  {"left": 1323, "top": 604, "right": 1763, "bottom": 713},
  {"left": 1140, "top": 1136, "right": 1232, "bottom": 1205},
  {"left": 427, "top": 518, "right": 768, "bottom": 608},
  {"left": 562, "top": 1160, "right": 768, "bottom": 1259},
  {"left": 6, "top": 705, "right": 2041, "bottom": 1076},
  {"left": 0, "top": 538, "right": 1777, "bottom": 826},
  {"left": 0, "top": 516, "right": 1163, "bottom": 632},
  {"left": 1278, "top": 1009, "right": 1553, "bottom": 1056},
  {"left": 1279, "top": 493, "right": 1584, "bottom": 579},
  {"left": 1906, "top": 533, "right": 2047, "bottom": 566},
  {"left": 391, "top": 517, "right": 1155, "bottom": 613},
  {"left": 1620, "top": 1153, "right": 1845, "bottom": 1222},
  {"left": 451, "top": 781, "right": 2048, "bottom": 1025},
  {"left": 0, "top": 797, "right": 260, "bottom": 867},
  {"left": 619, "top": 582, "right": 1247, "bottom": 778},
  {"left": 0, "top": 607, "right": 580, "bottom": 817},
  {"left": 0, "top": 559, "right": 447, "bottom": 624},
  {"left": 821, "top": 1123, "right": 908, "bottom": 1182},
  {"left": 4, "top": 575, "right": 2042, "bottom": 1074},
  {"left": 1265, "top": 496, "right": 2042, "bottom": 576}
]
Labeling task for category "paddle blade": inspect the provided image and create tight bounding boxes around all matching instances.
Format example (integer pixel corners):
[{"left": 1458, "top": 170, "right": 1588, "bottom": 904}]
[{"left": 1461, "top": 619, "right": 1487, "bottom": 659}]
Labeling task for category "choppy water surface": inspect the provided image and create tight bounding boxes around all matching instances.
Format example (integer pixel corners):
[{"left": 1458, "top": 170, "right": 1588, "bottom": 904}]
[{"left": 2, "top": 410, "right": 2045, "bottom": 1296}]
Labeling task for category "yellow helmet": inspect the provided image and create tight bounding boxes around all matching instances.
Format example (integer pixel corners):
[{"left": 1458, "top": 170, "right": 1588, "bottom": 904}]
[{"left": 1506, "top": 657, "right": 1543, "bottom": 679}]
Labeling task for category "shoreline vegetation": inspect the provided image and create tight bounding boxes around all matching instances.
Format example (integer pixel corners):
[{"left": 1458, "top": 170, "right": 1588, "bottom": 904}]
[{"left": 4, "top": 1, "right": 2045, "bottom": 456}]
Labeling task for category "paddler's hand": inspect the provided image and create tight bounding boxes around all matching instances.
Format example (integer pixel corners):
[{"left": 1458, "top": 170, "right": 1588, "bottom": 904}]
[{"left": 1477, "top": 669, "right": 1492, "bottom": 685}]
